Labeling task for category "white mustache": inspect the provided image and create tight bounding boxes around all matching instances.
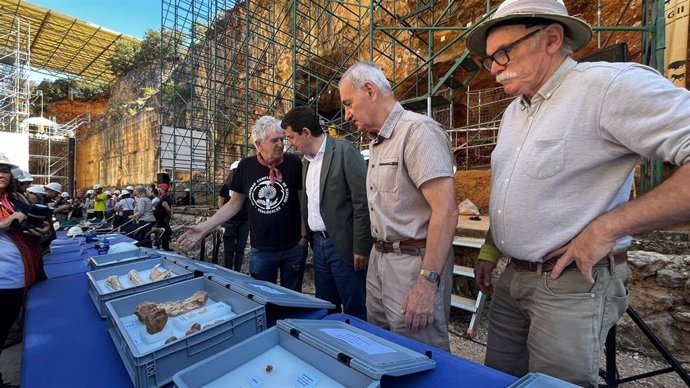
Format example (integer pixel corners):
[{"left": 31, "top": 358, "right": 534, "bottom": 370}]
[{"left": 496, "top": 71, "right": 518, "bottom": 84}]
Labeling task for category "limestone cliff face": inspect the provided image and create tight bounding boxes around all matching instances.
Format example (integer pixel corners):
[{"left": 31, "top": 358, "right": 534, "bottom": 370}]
[{"left": 74, "top": 64, "right": 165, "bottom": 189}]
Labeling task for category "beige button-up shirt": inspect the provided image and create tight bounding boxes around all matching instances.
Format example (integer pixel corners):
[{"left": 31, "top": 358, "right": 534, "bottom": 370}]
[{"left": 367, "top": 102, "right": 454, "bottom": 242}]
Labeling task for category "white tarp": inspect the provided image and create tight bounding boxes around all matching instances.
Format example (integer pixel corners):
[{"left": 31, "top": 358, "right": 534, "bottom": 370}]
[{"left": 160, "top": 126, "right": 208, "bottom": 170}]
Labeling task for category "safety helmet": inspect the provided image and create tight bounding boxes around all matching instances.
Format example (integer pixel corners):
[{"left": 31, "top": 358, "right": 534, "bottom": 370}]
[
  {"left": 61, "top": 192, "right": 70, "bottom": 198},
  {"left": 45, "top": 182, "right": 63, "bottom": 193},
  {"left": 27, "top": 185, "right": 46, "bottom": 195},
  {"left": 120, "top": 189, "right": 130, "bottom": 195},
  {"left": 108, "top": 242, "right": 138, "bottom": 254},
  {"left": 86, "top": 189, "right": 94, "bottom": 195},
  {"left": 126, "top": 185, "right": 134, "bottom": 191},
  {"left": 104, "top": 190, "right": 112, "bottom": 196},
  {"left": 94, "top": 184, "right": 103, "bottom": 190},
  {"left": 66, "top": 226, "right": 85, "bottom": 237},
  {"left": 114, "top": 190, "right": 121, "bottom": 195},
  {"left": 184, "top": 188, "right": 190, "bottom": 192}
]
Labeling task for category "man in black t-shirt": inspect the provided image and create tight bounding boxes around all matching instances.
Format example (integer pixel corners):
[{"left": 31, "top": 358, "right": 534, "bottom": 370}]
[
  {"left": 218, "top": 161, "right": 250, "bottom": 272},
  {"left": 179, "top": 116, "right": 308, "bottom": 291}
]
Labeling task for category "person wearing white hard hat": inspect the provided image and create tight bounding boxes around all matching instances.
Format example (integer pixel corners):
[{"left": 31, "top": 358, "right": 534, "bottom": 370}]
[
  {"left": 25, "top": 186, "right": 46, "bottom": 205},
  {"left": 218, "top": 161, "right": 249, "bottom": 272},
  {"left": 12, "top": 168, "right": 32, "bottom": 196},
  {"left": 0, "top": 152, "right": 47, "bottom": 388},
  {"left": 466, "top": 0, "right": 690, "bottom": 385},
  {"left": 131, "top": 186, "right": 155, "bottom": 244},
  {"left": 84, "top": 189, "right": 95, "bottom": 220},
  {"left": 114, "top": 189, "right": 135, "bottom": 230},
  {"left": 43, "top": 182, "right": 62, "bottom": 202},
  {"left": 175, "top": 187, "right": 195, "bottom": 206},
  {"left": 93, "top": 184, "right": 106, "bottom": 220}
]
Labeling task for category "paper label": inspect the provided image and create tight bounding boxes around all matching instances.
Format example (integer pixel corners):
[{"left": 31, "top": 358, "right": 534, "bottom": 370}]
[
  {"left": 294, "top": 372, "right": 320, "bottom": 387},
  {"left": 319, "top": 328, "right": 395, "bottom": 355}
]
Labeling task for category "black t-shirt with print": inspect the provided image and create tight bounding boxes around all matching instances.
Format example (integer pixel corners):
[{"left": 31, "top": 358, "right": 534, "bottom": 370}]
[{"left": 230, "top": 154, "right": 302, "bottom": 251}]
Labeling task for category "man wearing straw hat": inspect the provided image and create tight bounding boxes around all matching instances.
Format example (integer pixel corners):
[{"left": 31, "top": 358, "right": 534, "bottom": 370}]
[{"left": 466, "top": 0, "right": 690, "bottom": 385}]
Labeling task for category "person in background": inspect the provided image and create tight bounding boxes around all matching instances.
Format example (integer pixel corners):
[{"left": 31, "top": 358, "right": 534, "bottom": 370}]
[
  {"left": 465, "top": 0, "right": 690, "bottom": 385},
  {"left": 282, "top": 106, "right": 372, "bottom": 320},
  {"left": 339, "top": 61, "right": 457, "bottom": 350},
  {"left": 115, "top": 189, "right": 136, "bottom": 231},
  {"left": 0, "top": 152, "right": 48, "bottom": 388},
  {"left": 104, "top": 190, "right": 115, "bottom": 223},
  {"left": 178, "top": 116, "right": 307, "bottom": 291},
  {"left": 154, "top": 183, "right": 173, "bottom": 250},
  {"left": 176, "top": 188, "right": 195, "bottom": 206},
  {"left": 70, "top": 188, "right": 86, "bottom": 221},
  {"left": 132, "top": 186, "right": 155, "bottom": 245},
  {"left": 84, "top": 189, "right": 95, "bottom": 220},
  {"left": 93, "top": 184, "right": 106, "bottom": 220},
  {"left": 25, "top": 186, "right": 46, "bottom": 205},
  {"left": 218, "top": 161, "right": 249, "bottom": 272},
  {"left": 11, "top": 169, "right": 32, "bottom": 196}
]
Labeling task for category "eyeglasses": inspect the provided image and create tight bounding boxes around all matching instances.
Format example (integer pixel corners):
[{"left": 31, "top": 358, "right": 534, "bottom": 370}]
[{"left": 480, "top": 28, "right": 543, "bottom": 71}]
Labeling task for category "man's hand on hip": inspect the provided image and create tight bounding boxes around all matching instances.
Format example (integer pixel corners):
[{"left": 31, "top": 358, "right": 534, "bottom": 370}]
[
  {"left": 546, "top": 219, "right": 617, "bottom": 283},
  {"left": 402, "top": 278, "right": 436, "bottom": 330}
]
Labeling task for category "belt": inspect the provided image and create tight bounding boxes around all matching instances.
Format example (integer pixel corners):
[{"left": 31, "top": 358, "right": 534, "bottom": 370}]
[
  {"left": 373, "top": 239, "right": 426, "bottom": 256},
  {"left": 511, "top": 251, "right": 628, "bottom": 272},
  {"left": 314, "top": 230, "right": 329, "bottom": 239}
]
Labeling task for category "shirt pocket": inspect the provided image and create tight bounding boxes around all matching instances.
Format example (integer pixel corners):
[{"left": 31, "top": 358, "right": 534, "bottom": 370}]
[
  {"left": 376, "top": 157, "right": 399, "bottom": 193},
  {"left": 526, "top": 138, "right": 565, "bottom": 179}
]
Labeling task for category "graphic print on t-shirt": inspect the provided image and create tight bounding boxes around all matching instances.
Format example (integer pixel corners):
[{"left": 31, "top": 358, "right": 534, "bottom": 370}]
[{"left": 247, "top": 177, "right": 290, "bottom": 214}]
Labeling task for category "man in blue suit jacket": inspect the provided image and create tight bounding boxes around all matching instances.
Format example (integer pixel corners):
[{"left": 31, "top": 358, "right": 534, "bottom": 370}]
[{"left": 282, "top": 106, "right": 373, "bottom": 319}]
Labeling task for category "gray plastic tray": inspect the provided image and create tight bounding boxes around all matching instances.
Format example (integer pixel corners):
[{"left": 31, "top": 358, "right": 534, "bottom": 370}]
[
  {"left": 173, "top": 319, "right": 435, "bottom": 388},
  {"left": 105, "top": 277, "right": 266, "bottom": 388},
  {"left": 509, "top": 372, "right": 579, "bottom": 387},
  {"left": 87, "top": 248, "right": 151, "bottom": 270},
  {"left": 86, "top": 257, "right": 194, "bottom": 318}
]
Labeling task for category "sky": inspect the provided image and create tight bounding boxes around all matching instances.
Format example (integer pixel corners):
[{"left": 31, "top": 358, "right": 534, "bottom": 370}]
[{"left": 28, "top": 0, "right": 162, "bottom": 82}]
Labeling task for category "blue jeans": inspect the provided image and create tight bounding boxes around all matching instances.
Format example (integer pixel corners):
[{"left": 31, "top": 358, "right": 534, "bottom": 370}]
[
  {"left": 249, "top": 243, "right": 307, "bottom": 292},
  {"left": 313, "top": 234, "right": 367, "bottom": 320}
]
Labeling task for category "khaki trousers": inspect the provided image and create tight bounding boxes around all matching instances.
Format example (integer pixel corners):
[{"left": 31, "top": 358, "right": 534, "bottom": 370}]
[
  {"left": 485, "top": 258, "right": 630, "bottom": 387},
  {"left": 366, "top": 247, "right": 453, "bottom": 351}
]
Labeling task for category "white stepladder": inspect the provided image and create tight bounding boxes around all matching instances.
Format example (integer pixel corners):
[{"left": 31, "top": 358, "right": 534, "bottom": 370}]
[{"left": 451, "top": 236, "right": 487, "bottom": 338}]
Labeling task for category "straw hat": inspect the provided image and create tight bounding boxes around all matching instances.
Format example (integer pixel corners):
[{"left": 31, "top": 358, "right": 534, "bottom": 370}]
[{"left": 466, "top": 0, "right": 592, "bottom": 56}]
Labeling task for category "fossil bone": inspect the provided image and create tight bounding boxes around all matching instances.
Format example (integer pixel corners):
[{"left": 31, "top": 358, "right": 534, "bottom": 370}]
[
  {"left": 158, "top": 290, "right": 208, "bottom": 317},
  {"left": 149, "top": 264, "right": 173, "bottom": 281},
  {"left": 105, "top": 275, "right": 123, "bottom": 291},
  {"left": 128, "top": 269, "right": 145, "bottom": 286}
]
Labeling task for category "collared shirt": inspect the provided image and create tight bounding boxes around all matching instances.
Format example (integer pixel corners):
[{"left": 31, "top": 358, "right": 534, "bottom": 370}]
[
  {"left": 490, "top": 57, "right": 690, "bottom": 262},
  {"left": 305, "top": 135, "right": 328, "bottom": 232},
  {"left": 367, "top": 102, "right": 454, "bottom": 242}
]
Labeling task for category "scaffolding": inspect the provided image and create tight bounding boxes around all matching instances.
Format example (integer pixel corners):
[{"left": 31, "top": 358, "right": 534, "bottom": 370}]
[
  {"left": 160, "top": 0, "right": 667, "bottom": 195},
  {"left": 0, "top": 14, "right": 30, "bottom": 133}
]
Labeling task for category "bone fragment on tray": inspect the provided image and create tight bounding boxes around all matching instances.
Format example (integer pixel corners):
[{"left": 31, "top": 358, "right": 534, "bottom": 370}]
[
  {"left": 105, "top": 275, "right": 123, "bottom": 291},
  {"left": 185, "top": 322, "right": 202, "bottom": 336},
  {"left": 149, "top": 263, "right": 173, "bottom": 281},
  {"left": 134, "top": 302, "right": 168, "bottom": 334},
  {"left": 158, "top": 290, "right": 209, "bottom": 317},
  {"left": 165, "top": 336, "right": 177, "bottom": 344},
  {"left": 128, "top": 269, "right": 146, "bottom": 286},
  {"left": 133, "top": 291, "right": 209, "bottom": 335}
]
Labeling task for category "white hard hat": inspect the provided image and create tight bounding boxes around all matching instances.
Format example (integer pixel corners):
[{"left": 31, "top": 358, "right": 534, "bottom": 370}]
[
  {"left": 120, "top": 189, "right": 130, "bottom": 195},
  {"left": 45, "top": 182, "right": 63, "bottom": 193},
  {"left": 61, "top": 192, "right": 70, "bottom": 198},
  {"left": 184, "top": 188, "right": 190, "bottom": 192},
  {"left": 104, "top": 190, "right": 111, "bottom": 196},
  {"left": 126, "top": 185, "right": 134, "bottom": 191},
  {"left": 108, "top": 242, "right": 138, "bottom": 254},
  {"left": 94, "top": 184, "right": 103, "bottom": 189},
  {"left": 230, "top": 161, "right": 240, "bottom": 170},
  {"left": 0, "top": 152, "right": 18, "bottom": 169},
  {"left": 18, "top": 169, "right": 33, "bottom": 183},
  {"left": 114, "top": 190, "right": 121, "bottom": 195},
  {"left": 86, "top": 189, "right": 94, "bottom": 195},
  {"left": 66, "top": 226, "right": 85, "bottom": 237},
  {"left": 27, "top": 185, "right": 46, "bottom": 195},
  {"left": 360, "top": 149, "right": 370, "bottom": 161}
]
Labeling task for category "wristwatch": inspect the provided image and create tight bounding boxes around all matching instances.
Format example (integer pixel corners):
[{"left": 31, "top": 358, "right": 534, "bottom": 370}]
[{"left": 420, "top": 269, "right": 440, "bottom": 283}]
